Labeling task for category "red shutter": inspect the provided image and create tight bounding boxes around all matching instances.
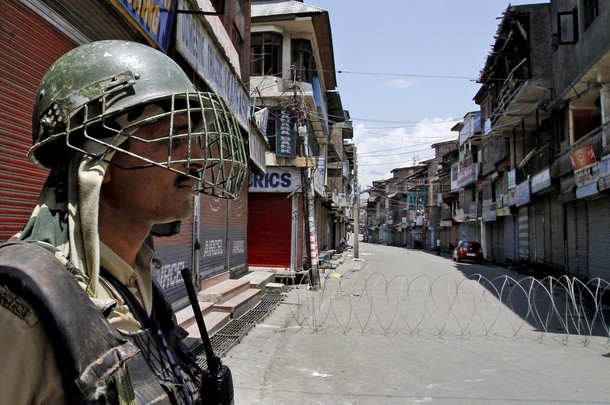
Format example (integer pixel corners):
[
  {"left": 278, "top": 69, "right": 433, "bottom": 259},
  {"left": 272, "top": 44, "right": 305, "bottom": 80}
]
[
  {"left": 248, "top": 193, "right": 292, "bottom": 268},
  {"left": 0, "top": 0, "right": 76, "bottom": 241}
]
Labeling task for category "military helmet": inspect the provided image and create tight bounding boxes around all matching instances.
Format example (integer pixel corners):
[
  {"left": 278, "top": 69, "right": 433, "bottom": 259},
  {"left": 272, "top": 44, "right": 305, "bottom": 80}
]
[{"left": 30, "top": 40, "right": 247, "bottom": 199}]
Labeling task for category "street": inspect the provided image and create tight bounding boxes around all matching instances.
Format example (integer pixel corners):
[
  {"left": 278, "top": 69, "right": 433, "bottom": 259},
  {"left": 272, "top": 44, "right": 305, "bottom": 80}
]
[{"left": 223, "top": 240, "right": 610, "bottom": 404}]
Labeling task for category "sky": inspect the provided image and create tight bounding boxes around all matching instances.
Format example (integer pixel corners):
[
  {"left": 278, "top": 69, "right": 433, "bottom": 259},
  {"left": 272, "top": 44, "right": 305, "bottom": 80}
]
[{"left": 309, "top": 0, "right": 548, "bottom": 194}]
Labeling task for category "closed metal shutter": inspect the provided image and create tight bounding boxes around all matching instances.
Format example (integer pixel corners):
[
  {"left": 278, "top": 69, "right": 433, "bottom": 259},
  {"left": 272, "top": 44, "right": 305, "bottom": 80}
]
[
  {"left": 534, "top": 201, "right": 545, "bottom": 263},
  {"left": 153, "top": 214, "right": 194, "bottom": 309},
  {"left": 248, "top": 193, "right": 292, "bottom": 269},
  {"left": 518, "top": 207, "right": 529, "bottom": 261},
  {"left": 587, "top": 196, "right": 610, "bottom": 281},
  {"left": 227, "top": 185, "right": 248, "bottom": 277},
  {"left": 484, "top": 222, "right": 492, "bottom": 259},
  {"left": 199, "top": 195, "right": 229, "bottom": 279},
  {"left": 0, "top": 0, "right": 76, "bottom": 241},
  {"left": 549, "top": 194, "right": 565, "bottom": 269},
  {"left": 504, "top": 215, "right": 517, "bottom": 262},
  {"left": 575, "top": 200, "right": 588, "bottom": 276},
  {"left": 495, "top": 219, "right": 505, "bottom": 264},
  {"left": 566, "top": 201, "right": 588, "bottom": 278}
]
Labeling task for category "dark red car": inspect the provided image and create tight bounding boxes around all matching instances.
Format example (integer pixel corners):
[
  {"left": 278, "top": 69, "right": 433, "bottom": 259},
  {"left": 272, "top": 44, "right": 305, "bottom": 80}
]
[{"left": 453, "top": 241, "right": 484, "bottom": 263}]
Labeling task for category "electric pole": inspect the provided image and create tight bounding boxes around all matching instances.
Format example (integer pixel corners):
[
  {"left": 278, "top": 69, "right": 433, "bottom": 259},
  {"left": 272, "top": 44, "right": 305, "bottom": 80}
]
[{"left": 353, "top": 151, "right": 360, "bottom": 259}]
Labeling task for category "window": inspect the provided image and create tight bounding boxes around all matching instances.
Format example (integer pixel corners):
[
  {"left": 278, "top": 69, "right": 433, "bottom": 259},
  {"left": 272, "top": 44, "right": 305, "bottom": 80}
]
[
  {"left": 291, "top": 39, "right": 316, "bottom": 83},
  {"left": 251, "top": 32, "right": 283, "bottom": 76},
  {"left": 557, "top": 11, "right": 578, "bottom": 44},
  {"left": 583, "top": 0, "right": 598, "bottom": 29},
  {"left": 265, "top": 109, "right": 277, "bottom": 153}
]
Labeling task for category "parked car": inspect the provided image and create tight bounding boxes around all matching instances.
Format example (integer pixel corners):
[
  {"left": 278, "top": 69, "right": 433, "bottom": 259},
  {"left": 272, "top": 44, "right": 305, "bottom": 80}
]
[{"left": 453, "top": 241, "right": 484, "bottom": 263}]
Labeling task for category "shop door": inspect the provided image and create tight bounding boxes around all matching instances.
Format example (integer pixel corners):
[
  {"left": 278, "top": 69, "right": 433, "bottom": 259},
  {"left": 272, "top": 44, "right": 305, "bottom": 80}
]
[
  {"left": 587, "top": 197, "right": 610, "bottom": 281},
  {"left": 248, "top": 193, "right": 292, "bottom": 269},
  {"left": 0, "top": 0, "right": 75, "bottom": 241}
]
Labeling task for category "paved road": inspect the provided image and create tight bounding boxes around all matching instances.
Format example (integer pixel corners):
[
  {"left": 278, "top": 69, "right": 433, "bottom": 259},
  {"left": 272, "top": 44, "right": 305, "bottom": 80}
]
[{"left": 223, "top": 241, "right": 610, "bottom": 404}]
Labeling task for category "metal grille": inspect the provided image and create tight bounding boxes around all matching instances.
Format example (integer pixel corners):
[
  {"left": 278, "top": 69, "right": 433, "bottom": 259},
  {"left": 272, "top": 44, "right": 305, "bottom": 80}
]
[{"left": 193, "top": 298, "right": 281, "bottom": 368}]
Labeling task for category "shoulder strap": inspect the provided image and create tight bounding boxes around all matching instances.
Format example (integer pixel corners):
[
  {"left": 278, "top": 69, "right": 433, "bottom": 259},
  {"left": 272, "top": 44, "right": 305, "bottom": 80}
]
[
  {"left": 100, "top": 267, "right": 151, "bottom": 328},
  {"left": 0, "top": 240, "right": 138, "bottom": 403}
]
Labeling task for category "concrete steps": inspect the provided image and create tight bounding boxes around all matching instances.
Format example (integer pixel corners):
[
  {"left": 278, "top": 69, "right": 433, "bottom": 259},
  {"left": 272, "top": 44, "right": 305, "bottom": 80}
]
[{"left": 177, "top": 271, "right": 276, "bottom": 342}]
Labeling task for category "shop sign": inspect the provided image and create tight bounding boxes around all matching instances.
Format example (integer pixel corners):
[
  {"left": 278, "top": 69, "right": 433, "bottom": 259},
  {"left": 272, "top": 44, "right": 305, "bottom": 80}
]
[
  {"left": 482, "top": 200, "right": 497, "bottom": 222},
  {"left": 457, "top": 163, "right": 478, "bottom": 188},
  {"left": 516, "top": 180, "right": 530, "bottom": 206},
  {"left": 496, "top": 206, "right": 511, "bottom": 216},
  {"left": 574, "top": 163, "right": 600, "bottom": 187},
  {"left": 531, "top": 168, "right": 552, "bottom": 194},
  {"left": 576, "top": 182, "right": 599, "bottom": 199},
  {"left": 176, "top": 3, "right": 250, "bottom": 129},
  {"left": 507, "top": 188, "right": 518, "bottom": 206},
  {"left": 313, "top": 169, "right": 325, "bottom": 196},
  {"left": 254, "top": 108, "right": 269, "bottom": 136},
  {"left": 249, "top": 168, "right": 301, "bottom": 192},
  {"left": 113, "top": 0, "right": 176, "bottom": 52},
  {"left": 570, "top": 144, "right": 596, "bottom": 170},
  {"left": 507, "top": 169, "right": 517, "bottom": 189},
  {"left": 439, "top": 220, "right": 452, "bottom": 227},
  {"left": 275, "top": 110, "right": 297, "bottom": 157}
]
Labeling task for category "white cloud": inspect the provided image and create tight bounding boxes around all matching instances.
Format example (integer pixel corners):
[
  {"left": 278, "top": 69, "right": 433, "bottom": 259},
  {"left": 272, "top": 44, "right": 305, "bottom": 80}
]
[
  {"left": 354, "top": 118, "right": 458, "bottom": 195},
  {"left": 389, "top": 79, "right": 413, "bottom": 89}
]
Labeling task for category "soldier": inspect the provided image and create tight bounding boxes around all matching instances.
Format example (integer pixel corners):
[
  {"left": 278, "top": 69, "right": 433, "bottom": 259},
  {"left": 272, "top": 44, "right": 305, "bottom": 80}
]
[{"left": 0, "top": 40, "right": 247, "bottom": 404}]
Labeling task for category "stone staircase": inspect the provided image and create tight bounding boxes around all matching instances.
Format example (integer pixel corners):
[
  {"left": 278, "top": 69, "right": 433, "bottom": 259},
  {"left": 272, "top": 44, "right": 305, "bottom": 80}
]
[{"left": 176, "top": 270, "right": 276, "bottom": 344}]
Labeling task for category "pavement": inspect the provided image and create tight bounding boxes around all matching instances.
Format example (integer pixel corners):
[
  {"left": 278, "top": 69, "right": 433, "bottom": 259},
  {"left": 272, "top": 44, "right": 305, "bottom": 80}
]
[{"left": 221, "top": 241, "right": 610, "bottom": 404}]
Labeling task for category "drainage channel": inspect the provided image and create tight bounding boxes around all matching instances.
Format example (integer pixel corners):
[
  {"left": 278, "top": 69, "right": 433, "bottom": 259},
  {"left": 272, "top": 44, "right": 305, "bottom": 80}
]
[{"left": 193, "top": 297, "right": 281, "bottom": 370}]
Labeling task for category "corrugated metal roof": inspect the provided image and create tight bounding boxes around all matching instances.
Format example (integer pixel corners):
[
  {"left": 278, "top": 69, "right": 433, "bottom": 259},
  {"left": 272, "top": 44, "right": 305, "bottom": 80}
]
[{"left": 252, "top": 0, "right": 325, "bottom": 18}]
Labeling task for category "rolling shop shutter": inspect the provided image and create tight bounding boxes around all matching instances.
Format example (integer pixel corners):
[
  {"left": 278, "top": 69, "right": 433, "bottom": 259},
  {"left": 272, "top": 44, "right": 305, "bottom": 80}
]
[
  {"left": 566, "top": 201, "right": 588, "bottom": 278},
  {"left": 0, "top": 0, "right": 76, "bottom": 241},
  {"left": 199, "top": 194, "right": 229, "bottom": 279},
  {"left": 228, "top": 184, "right": 248, "bottom": 277},
  {"left": 587, "top": 196, "right": 610, "bottom": 281},
  {"left": 533, "top": 200, "right": 545, "bottom": 263},
  {"left": 548, "top": 194, "right": 565, "bottom": 269},
  {"left": 153, "top": 213, "right": 195, "bottom": 309},
  {"left": 248, "top": 193, "right": 292, "bottom": 269},
  {"left": 504, "top": 215, "right": 516, "bottom": 262},
  {"left": 517, "top": 207, "right": 529, "bottom": 261}
]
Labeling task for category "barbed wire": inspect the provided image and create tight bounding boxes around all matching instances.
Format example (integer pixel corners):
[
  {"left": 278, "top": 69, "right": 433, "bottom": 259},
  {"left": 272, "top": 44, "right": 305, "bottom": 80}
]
[{"left": 278, "top": 271, "right": 610, "bottom": 348}]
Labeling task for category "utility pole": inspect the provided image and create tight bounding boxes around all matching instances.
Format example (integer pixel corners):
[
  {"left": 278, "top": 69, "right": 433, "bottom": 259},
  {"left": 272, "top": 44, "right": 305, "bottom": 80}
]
[
  {"left": 301, "top": 124, "right": 320, "bottom": 289},
  {"left": 353, "top": 153, "right": 360, "bottom": 259},
  {"left": 291, "top": 65, "right": 320, "bottom": 289}
]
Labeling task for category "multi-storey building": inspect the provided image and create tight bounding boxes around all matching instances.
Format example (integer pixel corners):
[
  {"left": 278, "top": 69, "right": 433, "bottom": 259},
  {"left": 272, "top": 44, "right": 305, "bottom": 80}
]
[
  {"left": 477, "top": 3, "right": 554, "bottom": 267},
  {"left": 377, "top": 0, "right": 610, "bottom": 282},
  {"left": 248, "top": 0, "right": 354, "bottom": 282},
  {"left": 0, "top": 0, "right": 255, "bottom": 307}
]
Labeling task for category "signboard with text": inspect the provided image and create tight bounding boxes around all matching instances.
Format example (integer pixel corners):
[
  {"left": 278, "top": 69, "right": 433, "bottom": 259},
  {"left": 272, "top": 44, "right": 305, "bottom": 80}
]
[
  {"left": 114, "top": 0, "right": 176, "bottom": 52},
  {"left": 570, "top": 144, "right": 596, "bottom": 170},
  {"left": 176, "top": 1, "right": 250, "bottom": 129},
  {"left": 249, "top": 168, "right": 302, "bottom": 193},
  {"left": 275, "top": 110, "right": 297, "bottom": 157}
]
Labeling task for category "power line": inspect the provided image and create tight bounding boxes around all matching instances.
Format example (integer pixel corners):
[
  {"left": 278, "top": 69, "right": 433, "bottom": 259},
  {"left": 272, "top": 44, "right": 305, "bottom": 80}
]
[{"left": 337, "top": 70, "right": 477, "bottom": 81}]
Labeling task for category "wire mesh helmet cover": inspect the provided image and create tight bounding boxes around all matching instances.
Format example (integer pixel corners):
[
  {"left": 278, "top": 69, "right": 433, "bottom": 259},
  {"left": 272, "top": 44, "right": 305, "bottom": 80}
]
[{"left": 30, "top": 40, "right": 247, "bottom": 199}]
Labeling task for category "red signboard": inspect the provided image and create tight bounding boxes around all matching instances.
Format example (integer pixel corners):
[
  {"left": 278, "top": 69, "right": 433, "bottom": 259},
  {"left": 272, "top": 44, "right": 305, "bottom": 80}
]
[{"left": 570, "top": 145, "right": 596, "bottom": 170}]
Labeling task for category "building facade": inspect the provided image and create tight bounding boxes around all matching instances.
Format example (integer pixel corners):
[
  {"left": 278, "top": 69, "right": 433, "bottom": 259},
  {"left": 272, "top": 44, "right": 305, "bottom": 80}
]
[
  {"left": 0, "top": 0, "right": 255, "bottom": 308},
  {"left": 368, "top": 0, "right": 610, "bottom": 282},
  {"left": 248, "top": 0, "right": 354, "bottom": 283}
]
